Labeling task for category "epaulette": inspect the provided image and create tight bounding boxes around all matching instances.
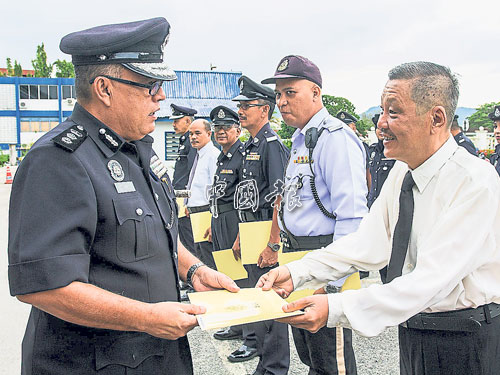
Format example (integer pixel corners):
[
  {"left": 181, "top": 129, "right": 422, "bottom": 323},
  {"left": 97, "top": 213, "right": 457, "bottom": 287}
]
[
  {"left": 322, "top": 117, "right": 343, "bottom": 133},
  {"left": 51, "top": 124, "right": 88, "bottom": 152}
]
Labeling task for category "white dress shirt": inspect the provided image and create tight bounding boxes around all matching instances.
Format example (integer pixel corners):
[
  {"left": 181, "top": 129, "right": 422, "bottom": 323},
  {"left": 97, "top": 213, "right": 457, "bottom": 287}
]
[
  {"left": 287, "top": 136, "right": 500, "bottom": 337},
  {"left": 187, "top": 142, "right": 219, "bottom": 207}
]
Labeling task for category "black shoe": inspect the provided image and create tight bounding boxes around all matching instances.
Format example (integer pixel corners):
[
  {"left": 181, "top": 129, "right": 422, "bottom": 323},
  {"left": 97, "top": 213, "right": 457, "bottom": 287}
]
[
  {"left": 213, "top": 327, "right": 243, "bottom": 341},
  {"left": 228, "top": 345, "right": 259, "bottom": 363}
]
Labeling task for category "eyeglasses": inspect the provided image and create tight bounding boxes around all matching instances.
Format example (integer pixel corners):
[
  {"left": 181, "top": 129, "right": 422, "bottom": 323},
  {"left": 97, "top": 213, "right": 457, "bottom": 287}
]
[
  {"left": 89, "top": 75, "right": 163, "bottom": 96},
  {"left": 236, "top": 103, "right": 265, "bottom": 110},
  {"left": 214, "top": 124, "right": 239, "bottom": 132}
]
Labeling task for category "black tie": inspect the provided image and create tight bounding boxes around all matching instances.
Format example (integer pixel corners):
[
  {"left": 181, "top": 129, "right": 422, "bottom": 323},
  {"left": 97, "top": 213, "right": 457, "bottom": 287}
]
[{"left": 386, "top": 171, "right": 415, "bottom": 283}]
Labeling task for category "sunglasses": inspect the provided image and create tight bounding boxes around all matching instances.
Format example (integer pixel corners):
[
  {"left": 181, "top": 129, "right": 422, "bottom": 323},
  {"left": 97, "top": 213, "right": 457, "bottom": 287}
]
[
  {"left": 236, "top": 103, "right": 265, "bottom": 110},
  {"left": 89, "top": 75, "right": 163, "bottom": 96}
]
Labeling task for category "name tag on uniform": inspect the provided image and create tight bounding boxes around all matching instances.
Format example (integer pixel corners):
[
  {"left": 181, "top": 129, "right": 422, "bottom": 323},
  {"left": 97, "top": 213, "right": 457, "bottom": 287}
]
[
  {"left": 246, "top": 153, "right": 261, "bottom": 161},
  {"left": 114, "top": 181, "right": 136, "bottom": 193},
  {"left": 220, "top": 169, "right": 234, "bottom": 174}
]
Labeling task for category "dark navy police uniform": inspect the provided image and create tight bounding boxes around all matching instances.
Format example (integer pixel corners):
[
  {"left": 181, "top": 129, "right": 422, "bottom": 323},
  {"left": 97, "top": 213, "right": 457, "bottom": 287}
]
[
  {"left": 8, "top": 17, "right": 195, "bottom": 375},
  {"left": 490, "top": 144, "right": 500, "bottom": 177},
  {"left": 454, "top": 131, "right": 478, "bottom": 156},
  {"left": 9, "top": 104, "right": 191, "bottom": 374},
  {"left": 367, "top": 140, "right": 396, "bottom": 209}
]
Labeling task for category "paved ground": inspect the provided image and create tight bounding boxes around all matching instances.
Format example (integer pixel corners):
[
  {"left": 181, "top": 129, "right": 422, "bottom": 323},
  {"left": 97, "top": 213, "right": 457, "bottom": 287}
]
[{"left": 0, "top": 166, "right": 399, "bottom": 374}]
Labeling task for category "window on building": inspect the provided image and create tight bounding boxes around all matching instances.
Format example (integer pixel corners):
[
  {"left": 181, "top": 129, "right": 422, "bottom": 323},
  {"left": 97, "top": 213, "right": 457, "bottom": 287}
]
[
  {"left": 29, "top": 85, "right": 38, "bottom": 99},
  {"left": 49, "top": 85, "right": 58, "bottom": 99},
  {"left": 20, "top": 118, "right": 59, "bottom": 132},
  {"left": 165, "top": 131, "right": 180, "bottom": 161},
  {"left": 62, "top": 85, "right": 76, "bottom": 99},
  {"left": 20, "top": 85, "right": 29, "bottom": 99},
  {"left": 39, "top": 85, "right": 49, "bottom": 99}
]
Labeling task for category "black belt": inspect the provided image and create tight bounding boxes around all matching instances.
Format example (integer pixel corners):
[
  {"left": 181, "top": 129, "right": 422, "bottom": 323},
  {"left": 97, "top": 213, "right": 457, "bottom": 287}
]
[
  {"left": 210, "top": 202, "right": 235, "bottom": 216},
  {"left": 400, "top": 302, "right": 500, "bottom": 333},
  {"left": 238, "top": 208, "right": 274, "bottom": 223},
  {"left": 280, "top": 231, "right": 333, "bottom": 252},
  {"left": 187, "top": 204, "right": 210, "bottom": 214}
]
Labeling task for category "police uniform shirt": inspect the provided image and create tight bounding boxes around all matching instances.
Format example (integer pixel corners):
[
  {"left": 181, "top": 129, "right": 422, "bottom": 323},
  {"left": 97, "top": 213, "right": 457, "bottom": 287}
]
[
  {"left": 211, "top": 139, "right": 245, "bottom": 206},
  {"left": 367, "top": 140, "right": 396, "bottom": 208},
  {"left": 186, "top": 141, "right": 219, "bottom": 207},
  {"left": 238, "top": 123, "right": 289, "bottom": 214},
  {"left": 173, "top": 132, "right": 197, "bottom": 190},
  {"left": 8, "top": 103, "right": 192, "bottom": 374},
  {"left": 282, "top": 107, "right": 368, "bottom": 239},
  {"left": 453, "top": 131, "right": 478, "bottom": 156},
  {"left": 490, "top": 143, "right": 500, "bottom": 176},
  {"left": 287, "top": 136, "right": 500, "bottom": 337}
]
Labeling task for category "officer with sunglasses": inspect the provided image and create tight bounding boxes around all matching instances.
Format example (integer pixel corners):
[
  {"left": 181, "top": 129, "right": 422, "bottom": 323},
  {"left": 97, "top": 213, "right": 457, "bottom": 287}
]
[{"left": 7, "top": 18, "right": 239, "bottom": 375}]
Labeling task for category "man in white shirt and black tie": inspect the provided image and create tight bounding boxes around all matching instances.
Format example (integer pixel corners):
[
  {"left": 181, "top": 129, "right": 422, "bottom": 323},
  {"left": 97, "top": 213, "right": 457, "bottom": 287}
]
[
  {"left": 258, "top": 61, "right": 500, "bottom": 375},
  {"left": 186, "top": 119, "right": 219, "bottom": 269}
]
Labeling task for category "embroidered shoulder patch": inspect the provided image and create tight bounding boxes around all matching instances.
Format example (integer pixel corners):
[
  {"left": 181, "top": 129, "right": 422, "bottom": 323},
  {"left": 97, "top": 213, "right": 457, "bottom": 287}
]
[{"left": 51, "top": 125, "right": 88, "bottom": 152}]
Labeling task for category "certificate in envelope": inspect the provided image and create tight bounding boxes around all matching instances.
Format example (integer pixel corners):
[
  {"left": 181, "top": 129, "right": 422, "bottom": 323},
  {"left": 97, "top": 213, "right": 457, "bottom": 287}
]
[
  {"left": 213, "top": 249, "right": 248, "bottom": 281},
  {"left": 239, "top": 220, "right": 273, "bottom": 264},
  {"left": 188, "top": 288, "right": 303, "bottom": 330},
  {"left": 190, "top": 211, "right": 212, "bottom": 243},
  {"left": 176, "top": 198, "right": 187, "bottom": 218}
]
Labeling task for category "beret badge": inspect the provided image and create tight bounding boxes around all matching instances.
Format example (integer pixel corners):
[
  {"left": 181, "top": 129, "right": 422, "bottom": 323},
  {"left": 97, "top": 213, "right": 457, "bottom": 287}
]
[{"left": 277, "top": 59, "right": 289, "bottom": 72}]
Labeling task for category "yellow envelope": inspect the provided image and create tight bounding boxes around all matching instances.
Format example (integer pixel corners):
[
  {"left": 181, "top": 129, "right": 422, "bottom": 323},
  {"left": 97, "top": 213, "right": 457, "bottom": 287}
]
[
  {"left": 341, "top": 272, "right": 361, "bottom": 291},
  {"left": 213, "top": 249, "right": 248, "bottom": 281},
  {"left": 188, "top": 287, "right": 303, "bottom": 330},
  {"left": 176, "top": 198, "right": 186, "bottom": 218},
  {"left": 285, "top": 288, "right": 315, "bottom": 303},
  {"left": 239, "top": 220, "right": 273, "bottom": 265},
  {"left": 278, "top": 250, "right": 311, "bottom": 265},
  {"left": 190, "top": 211, "right": 212, "bottom": 243}
]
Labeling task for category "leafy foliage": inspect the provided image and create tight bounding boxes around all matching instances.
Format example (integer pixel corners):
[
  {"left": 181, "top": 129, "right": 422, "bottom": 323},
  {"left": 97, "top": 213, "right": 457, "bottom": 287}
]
[
  {"left": 322, "top": 94, "right": 357, "bottom": 117},
  {"left": 53, "top": 59, "right": 75, "bottom": 78},
  {"left": 6, "top": 58, "right": 14, "bottom": 76},
  {"left": 14, "top": 60, "right": 23, "bottom": 76},
  {"left": 467, "top": 102, "right": 500, "bottom": 132},
  {"left": 32, "top": 43, "right": 52, "bottom": 77}
]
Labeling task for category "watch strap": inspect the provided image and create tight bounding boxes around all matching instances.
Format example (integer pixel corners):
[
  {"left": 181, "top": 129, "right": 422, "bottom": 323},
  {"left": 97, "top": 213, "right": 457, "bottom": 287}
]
[{"left": 187, "top": 262, "right": 205, "bottom": 286}]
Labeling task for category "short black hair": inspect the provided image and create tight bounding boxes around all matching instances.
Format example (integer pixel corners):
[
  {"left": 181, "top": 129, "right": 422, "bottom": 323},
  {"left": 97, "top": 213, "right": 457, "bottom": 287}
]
[{"left": 257, "top": 99, "right": 275, "bottom": 120}]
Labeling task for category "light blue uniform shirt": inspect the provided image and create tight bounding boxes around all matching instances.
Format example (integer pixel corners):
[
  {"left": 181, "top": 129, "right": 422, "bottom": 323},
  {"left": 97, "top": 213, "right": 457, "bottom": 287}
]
[{"left": 281, "top": 107, "right": 368, "bottom": 240}]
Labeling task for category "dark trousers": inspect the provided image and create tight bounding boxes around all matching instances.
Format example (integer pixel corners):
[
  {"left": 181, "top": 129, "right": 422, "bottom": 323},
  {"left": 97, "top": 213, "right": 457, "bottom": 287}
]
[
  {"left": 178, "top": 216, "right": 196, "bottom": 255},
  {"left": 292, "top": 326, "right": 357, "bottom": 375},
  {"left": 399, "top": 315, "right": 500, "bottom": 375},
  {"left": 195, "top": 241, "right": 216, "bottom": 269},
  {"left": 247, "top": 264, "right": 290, "bottom": 375}
]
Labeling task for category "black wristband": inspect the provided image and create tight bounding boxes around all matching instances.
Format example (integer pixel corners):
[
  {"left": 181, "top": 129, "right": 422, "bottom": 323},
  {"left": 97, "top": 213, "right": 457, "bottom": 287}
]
[{"left": 187, "top": 262, "right": 205, "bottom": 286}]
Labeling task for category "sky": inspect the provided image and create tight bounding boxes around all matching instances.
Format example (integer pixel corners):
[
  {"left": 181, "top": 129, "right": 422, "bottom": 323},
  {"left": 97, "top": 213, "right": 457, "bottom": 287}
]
[{"left": 1, "top": 0, "right": 499, "bottom": 113}]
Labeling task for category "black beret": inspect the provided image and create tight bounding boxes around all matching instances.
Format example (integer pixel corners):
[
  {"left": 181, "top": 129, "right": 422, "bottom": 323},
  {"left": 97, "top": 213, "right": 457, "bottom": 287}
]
[
  {"left": 261, "top": 55, "right": 322, "bottom": 88},
  {"left": 210, "top": 106, "right": 239, "bottom": 125},
  {"left": 232, "top": 76, "right": 276, "bottom": 103},
  {"left": 336, "top": 111, "right": 358, "bottom": 125},
  {"left": 170, "top": 104, "right": 197, "bottom": 119},
  {"left": 60, "top": 17, "right": 176, "bottom": 81},
  {"left": 372, "top": 113, "right": 380, "bottom": 128},
  {"left": 488, "top": 105, "right": 500, "bottom": 121}
]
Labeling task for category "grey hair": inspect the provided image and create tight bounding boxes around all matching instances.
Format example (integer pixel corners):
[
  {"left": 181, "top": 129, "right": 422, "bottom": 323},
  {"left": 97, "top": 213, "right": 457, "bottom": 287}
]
[
  {"left": 74, "top": 64, "right": 124, "bottom": 102},
  {"left": 257, "top": 99, "right": 276, "bottom": 120},
  {"left": 388, "top": 62, "right": 459, "bottom": 127},
  {"left": 201, "top": 119, "right": 212, "bottom": 132}
]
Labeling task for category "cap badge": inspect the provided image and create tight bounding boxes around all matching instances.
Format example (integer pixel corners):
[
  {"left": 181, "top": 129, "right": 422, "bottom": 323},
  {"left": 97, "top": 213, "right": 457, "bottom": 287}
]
[
  {"left": 239, "top": 80, "right": 244, "bottom": 91},
  {"left": 495, "top": 108, "right": 500, "bottom": 117},
  {"left": 277, "top": 59, "right": 289, "bottom": 72},
  {"left": 107, "top": 160, "right": 125, "bottom": 182},
  {"left": 218, "top": 109, "right": 225, "bottom": 119},
  {"left": 340, "top": 113, "right": 346, "bottom": 119}
]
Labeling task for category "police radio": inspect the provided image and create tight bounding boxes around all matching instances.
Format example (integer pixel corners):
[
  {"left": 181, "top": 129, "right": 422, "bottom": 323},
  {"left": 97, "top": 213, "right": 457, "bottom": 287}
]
[{"left": 304, "top": 127, "right": 336, "bottom": 220}]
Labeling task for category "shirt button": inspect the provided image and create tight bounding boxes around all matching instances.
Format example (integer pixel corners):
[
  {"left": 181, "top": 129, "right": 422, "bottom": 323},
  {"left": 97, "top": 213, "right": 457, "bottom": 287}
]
[
  {"left": 293, "top": 149, "right": 297, "bottom": 154},
  {"left": 99, "top": 128, "right": 106, "bottom": 134},
  {"left": 407, "top": 263, "right": 414, "bottom": 270},
  {"left": 154, "top": 193, "right": 159, "bottom": 200},
  {"left": 136, "top": 208, "right": 143, "bottom": 216},
  {"left": 243, "top": 168, "right": 246, "bottom": 172}
]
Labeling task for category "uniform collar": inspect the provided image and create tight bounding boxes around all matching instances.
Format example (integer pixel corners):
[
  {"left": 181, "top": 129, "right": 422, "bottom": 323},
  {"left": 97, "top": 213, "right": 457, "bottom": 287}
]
[
  {"left": 292, "top": 107, "right": 330, "bottom": 141},
  {"left": 246, "top": 122, "right": 272, "bottom": 146},
  {"left": 410, "top": 136, "right": 458, "bottom": 194},
  {"left": 218, "top": 139, "right": 242, "bottom": 161}
]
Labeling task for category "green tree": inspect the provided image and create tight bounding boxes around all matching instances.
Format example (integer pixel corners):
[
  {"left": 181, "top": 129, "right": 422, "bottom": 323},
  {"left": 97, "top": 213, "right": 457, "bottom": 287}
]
[
  {"left": 14, "top": 60, "right": 23, "bottom": 76},
  {"left": 6, "top": 58, "right": 14, "bottom": 76},
  {"left": 322, "top": 94, "right": 357, "bottom": 118},
  {"left": 468, "top": 102, "right": 500, "bottom": 132},
  {"left": 32, "top": 43, "right": 52, "bottom": 77},
  {"left": 53, "top": 59, "right": 75, "bottom": 78}
]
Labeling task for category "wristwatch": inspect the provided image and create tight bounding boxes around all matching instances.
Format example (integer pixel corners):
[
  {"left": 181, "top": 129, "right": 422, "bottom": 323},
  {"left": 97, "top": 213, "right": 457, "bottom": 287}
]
[
  {"left": 324, "top": 281, "right": 342, "bottom": 294},
  {"left": 186, "top": 262, "right": 206, "bottom": 286},
  {"left": 267, "top": 242, "right": 280, "bottom": 252}
]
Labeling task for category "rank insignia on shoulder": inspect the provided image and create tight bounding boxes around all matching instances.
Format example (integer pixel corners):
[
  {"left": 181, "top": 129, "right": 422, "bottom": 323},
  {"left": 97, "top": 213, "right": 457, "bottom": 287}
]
[
  {"left": 246, "top": 153, "right": 261, "bottom": 161},
  {"left": 51, "top": 124, "right": 88, "bottom": 152},
  {"left": 150, "top": 155, "right": 168, "bottom": 179},
  {"left": 265, "top": 135, "right": 278, "bottom": 142},
  {"left": 220, "top": 169, "right": 234, "bottom": 174}
]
